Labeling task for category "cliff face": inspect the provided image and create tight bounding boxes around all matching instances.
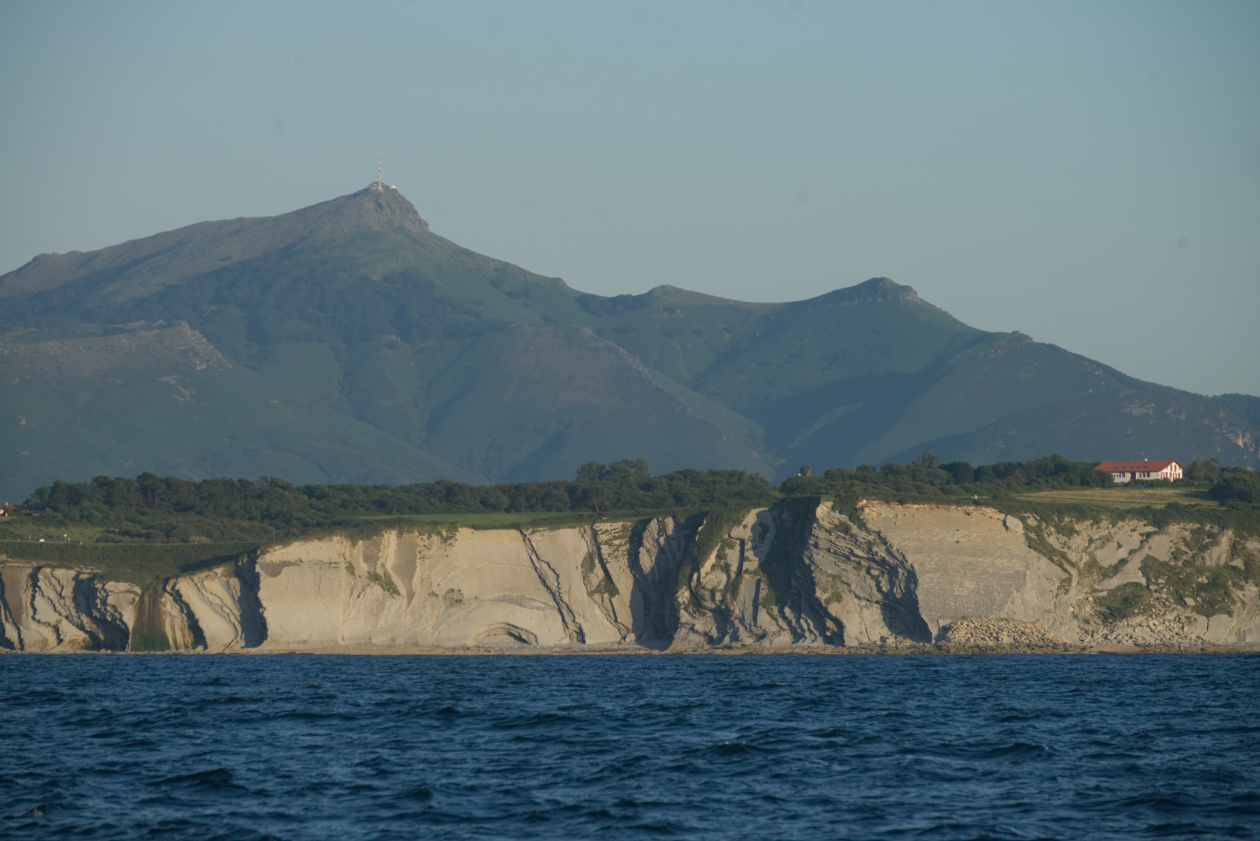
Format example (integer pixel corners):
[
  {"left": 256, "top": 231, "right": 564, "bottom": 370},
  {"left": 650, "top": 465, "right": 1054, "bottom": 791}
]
[{"left": 3, "top": 503, "right": 1259, "bottom": 653}]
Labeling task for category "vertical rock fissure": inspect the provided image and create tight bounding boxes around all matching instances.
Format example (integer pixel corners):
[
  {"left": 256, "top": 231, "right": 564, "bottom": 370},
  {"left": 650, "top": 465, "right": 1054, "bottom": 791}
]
[
  {"left": 162, "top": 582, "right": 207, "bottom": 650},
  {"left": 71, "top": 575, "right": 129, "bottom": 651},
  {"left": 234, "top": 553, "right": 268, "bottom": 648},
  {"left": 586, "top": 526, "right": 628, "bottom": 636},
  {"left": 0, "top": 571, "right": 19, "bottom": 649},
  {"left": 519, "top": 530, "right": 584, "bottom": 644},
  {"left": 29, "top": 569, "right": 68, "bottom": 647}
]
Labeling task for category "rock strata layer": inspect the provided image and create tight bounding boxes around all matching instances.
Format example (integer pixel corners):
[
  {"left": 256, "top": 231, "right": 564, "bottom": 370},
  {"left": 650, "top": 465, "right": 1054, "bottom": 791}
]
[{"left": 2, "top": 502, "right": 1258, "bottom": 653}]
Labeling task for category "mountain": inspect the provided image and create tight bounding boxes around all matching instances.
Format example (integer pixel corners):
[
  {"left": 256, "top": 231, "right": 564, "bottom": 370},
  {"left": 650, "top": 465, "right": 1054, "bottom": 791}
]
[{"left": 1, "top": 183, "right": 1256, "bottom": 499}]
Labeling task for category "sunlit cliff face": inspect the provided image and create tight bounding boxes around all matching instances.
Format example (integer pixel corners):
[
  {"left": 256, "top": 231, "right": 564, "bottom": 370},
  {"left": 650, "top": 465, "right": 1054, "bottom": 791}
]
[{"left": 4, "top": 502, "right": 1257, "bottom": 653}]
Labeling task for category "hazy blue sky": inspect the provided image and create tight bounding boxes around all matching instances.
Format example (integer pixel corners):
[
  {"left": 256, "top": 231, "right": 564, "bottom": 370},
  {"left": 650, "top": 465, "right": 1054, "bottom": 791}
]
[{"left": 2, "top": 1, "right": 1257, "bottom": 396}]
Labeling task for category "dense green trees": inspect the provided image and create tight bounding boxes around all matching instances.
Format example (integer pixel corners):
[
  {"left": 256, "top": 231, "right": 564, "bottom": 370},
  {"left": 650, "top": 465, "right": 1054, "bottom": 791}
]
[
  {"left": 21, "top": 454, "right": 1255, "bottom": 546},
  {"left": 24, "top": 466, "right": 778, "bottom": 542},
  {"left": 1187, "top": 459, "right": 1223, "bottom": 482},
  {"left": 779, "top": 453, "right": 1114, "bottom": 499},
  {"left": 1208, "top": 469, "right": 1260, "bottom": 504}
]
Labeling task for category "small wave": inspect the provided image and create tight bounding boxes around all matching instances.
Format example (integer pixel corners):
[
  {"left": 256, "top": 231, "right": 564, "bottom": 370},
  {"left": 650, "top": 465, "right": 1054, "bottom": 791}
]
[
  {"left": 1198, "top": 769, "right": 1247, "bottom": 786},
  {"left": 707, "top": 741, "right": 753, "bottom": 756},
  {"left": 1086, "top": 751, "right": 1143, "bottom": 760},
  {"left": 1117, "top": 792, "right": 1207, "bottom": 813},
  {"left": 932, "top": 741, "right": 1053, "bottom": 761},
  {"left": 2, "top": 691, "right": 64, "bottom": 706},
  {"left": 914, "top": 763, "right": 1000, "bottom": 783},
  {"left": 201, "top": 695, "right": 256, "bottom": 705},
  {"left": 1144, "top": 821, "right": 1216, "bottom": 836},
  {"left": 808, "top": 728, "right": 855, "bottom": 740},
  {"left": 643, "top": 701, "right": 708, "bottom": 712},
  {"left": 152, "top": 768, "right": 239, "bottom": 790},
  {"left": 493, "top": 712, "right": 580, "bottom": 730},
  {"left": 628, "top": 819, "right": 689, "bottom": 834},
  {"left": 978, "top": 742, "right": 1052, "bottom": 760},
  {"left": 274, "top": 711, "right": 357, "bottom": 722},
  {"left": 401, "top": 785, "right": 433, "bottom": 801}
]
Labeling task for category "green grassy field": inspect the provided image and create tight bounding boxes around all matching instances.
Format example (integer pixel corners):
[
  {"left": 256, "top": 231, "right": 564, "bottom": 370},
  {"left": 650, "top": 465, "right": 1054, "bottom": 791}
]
[
  {"left": 354, "top": 510, "right": 645, "bottom": 528},
  {"left": 0, "top": 541, "right": 260, "bottom": 586},
  {"left": 0, "top": 520, "right": 113, "bottom": 543},
  {"left": 1015, "top": 487, "right": 1217, "bottom": 510}
]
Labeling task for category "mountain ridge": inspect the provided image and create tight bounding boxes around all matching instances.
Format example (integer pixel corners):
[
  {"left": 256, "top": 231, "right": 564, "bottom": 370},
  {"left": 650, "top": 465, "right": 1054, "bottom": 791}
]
[{"left": 1, "top": 183, "right": 1255, "bottom": 499}]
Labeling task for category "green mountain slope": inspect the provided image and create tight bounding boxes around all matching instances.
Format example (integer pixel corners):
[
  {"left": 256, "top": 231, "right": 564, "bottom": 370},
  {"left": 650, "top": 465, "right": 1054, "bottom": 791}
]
[
  {"left": 694, "top": 279, "right": 984, "bottom": 410},
  {"left": 0, "top": 323, "right": 476, "bottom": 498},
  {"left": 899, "top": 387, "right": 1260, "bottom": 466},
  {"left": 838, "top": 333, "right": 1146, "bottom": 466},
  {"left": 575, "top": 285, "right": 774, "bottom": 385},
  {"left": 1, "top": 182, "right": 1255, "bottom": 500},
  {"left": 420, "top": 323, "right": 772, "bottom": 480},
  {"left": 1218, "top": 394, "right": 1260, "bottom": 430}
]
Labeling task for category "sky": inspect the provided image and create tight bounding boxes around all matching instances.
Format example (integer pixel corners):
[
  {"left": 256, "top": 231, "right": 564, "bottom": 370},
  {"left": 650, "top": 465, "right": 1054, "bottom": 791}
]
[{"left": 2, "top": 0, "right": 1257, "bottom": 397}]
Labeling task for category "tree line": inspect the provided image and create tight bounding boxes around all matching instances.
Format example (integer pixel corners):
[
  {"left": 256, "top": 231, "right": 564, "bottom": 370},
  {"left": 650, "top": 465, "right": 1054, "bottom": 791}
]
[
  {"left": 780, "top": 452, "right": 1116, "bottom": 499},
  {"left": 18, "top": 454, "right": 1256, "bottom": 544},
  {"left": 21, "top": 460, "right": 777, "bottom": 542}
]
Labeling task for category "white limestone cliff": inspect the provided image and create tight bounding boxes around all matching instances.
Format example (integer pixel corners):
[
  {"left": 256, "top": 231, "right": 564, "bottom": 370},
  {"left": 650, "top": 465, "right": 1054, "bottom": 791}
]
[{"left": 2, "top": 502, "right": 1258, "bottom": 652}]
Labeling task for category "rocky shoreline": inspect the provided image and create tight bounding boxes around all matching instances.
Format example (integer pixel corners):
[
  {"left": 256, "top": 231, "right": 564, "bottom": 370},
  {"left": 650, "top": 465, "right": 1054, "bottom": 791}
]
[
  {"left": 7, "top": 617, "right": 1256, "bottom": 656},
  {"left": 706, "top": 618, "right": 1258, "bottom": 655}
]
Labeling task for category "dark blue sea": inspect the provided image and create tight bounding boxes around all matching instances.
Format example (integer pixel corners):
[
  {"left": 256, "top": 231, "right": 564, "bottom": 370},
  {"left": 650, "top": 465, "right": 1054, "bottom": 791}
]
[{"left": 2, "top": 654, "right": 1258, "bottom": 840}]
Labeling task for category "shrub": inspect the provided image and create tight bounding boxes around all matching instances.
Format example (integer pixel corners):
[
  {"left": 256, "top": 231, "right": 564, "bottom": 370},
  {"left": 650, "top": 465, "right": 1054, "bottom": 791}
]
[{"left": 1095, "top": 582, "right": 1150, "bottom": 621}]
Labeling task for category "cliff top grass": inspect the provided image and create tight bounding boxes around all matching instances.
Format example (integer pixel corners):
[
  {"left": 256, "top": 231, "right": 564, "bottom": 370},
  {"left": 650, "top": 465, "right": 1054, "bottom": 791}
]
[
  {"left": 0, "top": 540, "right": 259, "bottom": 587},
  {"left": 1015, "top": 487, "right": 1218, "bottom": 509},
  {"left": 356, "top": 511, "right": 611, "bottom": 528}
]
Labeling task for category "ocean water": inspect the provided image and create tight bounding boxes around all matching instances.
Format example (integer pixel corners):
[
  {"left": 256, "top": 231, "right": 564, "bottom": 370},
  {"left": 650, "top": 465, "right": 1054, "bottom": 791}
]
[{"left": 1, "top": 654, "right": 1257, "bottom": 840}]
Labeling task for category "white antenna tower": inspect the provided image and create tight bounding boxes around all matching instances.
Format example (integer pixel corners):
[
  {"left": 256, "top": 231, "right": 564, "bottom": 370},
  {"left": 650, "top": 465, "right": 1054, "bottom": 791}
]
[{"left": 377, "top": 158, "right": 382, "bottom": 191}]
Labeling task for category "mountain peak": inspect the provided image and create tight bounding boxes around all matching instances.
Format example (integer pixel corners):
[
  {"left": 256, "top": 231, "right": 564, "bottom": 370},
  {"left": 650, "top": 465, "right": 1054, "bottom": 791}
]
[
  {"left": 852, "top": 276, "right": 919, "bottom": 300},
  {"left": 299, "top": 183, "right": 431, "bottom": 236},
  {"left": 0, "top": 183, "right": 434, "bottom": 302},
  {"left": 806, "top": 276, "right": 923, "bottom": 307}
]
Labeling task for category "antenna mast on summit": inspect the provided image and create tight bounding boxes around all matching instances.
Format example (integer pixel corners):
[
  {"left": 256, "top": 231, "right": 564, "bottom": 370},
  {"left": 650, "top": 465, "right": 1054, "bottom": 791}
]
[{"left": 377, "top": 158, "right": 382, "bottom": 191}]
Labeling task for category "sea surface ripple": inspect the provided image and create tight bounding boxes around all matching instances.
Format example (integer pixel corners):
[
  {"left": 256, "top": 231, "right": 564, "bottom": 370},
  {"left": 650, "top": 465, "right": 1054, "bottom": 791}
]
[{"left": 1, "top": 654, "right": 1257, "bottom": 840}]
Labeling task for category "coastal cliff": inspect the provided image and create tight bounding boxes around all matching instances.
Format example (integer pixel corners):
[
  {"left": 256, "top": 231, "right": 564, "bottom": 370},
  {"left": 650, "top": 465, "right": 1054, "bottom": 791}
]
[{"left": 3, "top": 502, "right": 1258, "bottom": 653}]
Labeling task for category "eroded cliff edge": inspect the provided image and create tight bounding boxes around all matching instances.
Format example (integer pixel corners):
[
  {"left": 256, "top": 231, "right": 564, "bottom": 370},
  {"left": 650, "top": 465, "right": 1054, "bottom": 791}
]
[{"left": 3, "top": 501, "right": 1259, "bottom": 653}]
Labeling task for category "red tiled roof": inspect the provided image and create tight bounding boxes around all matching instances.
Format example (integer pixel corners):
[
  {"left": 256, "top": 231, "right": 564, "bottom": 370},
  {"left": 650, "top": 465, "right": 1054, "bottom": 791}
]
[{"left": 1094, "top": 460, "right": 1182, "bottom": 472}]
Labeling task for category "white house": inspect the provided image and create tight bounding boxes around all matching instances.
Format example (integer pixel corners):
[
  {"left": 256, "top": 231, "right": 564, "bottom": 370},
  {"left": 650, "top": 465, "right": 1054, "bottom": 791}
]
[{"left": 1094, "top": 460, "right": 1184, "bottom": 483}]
